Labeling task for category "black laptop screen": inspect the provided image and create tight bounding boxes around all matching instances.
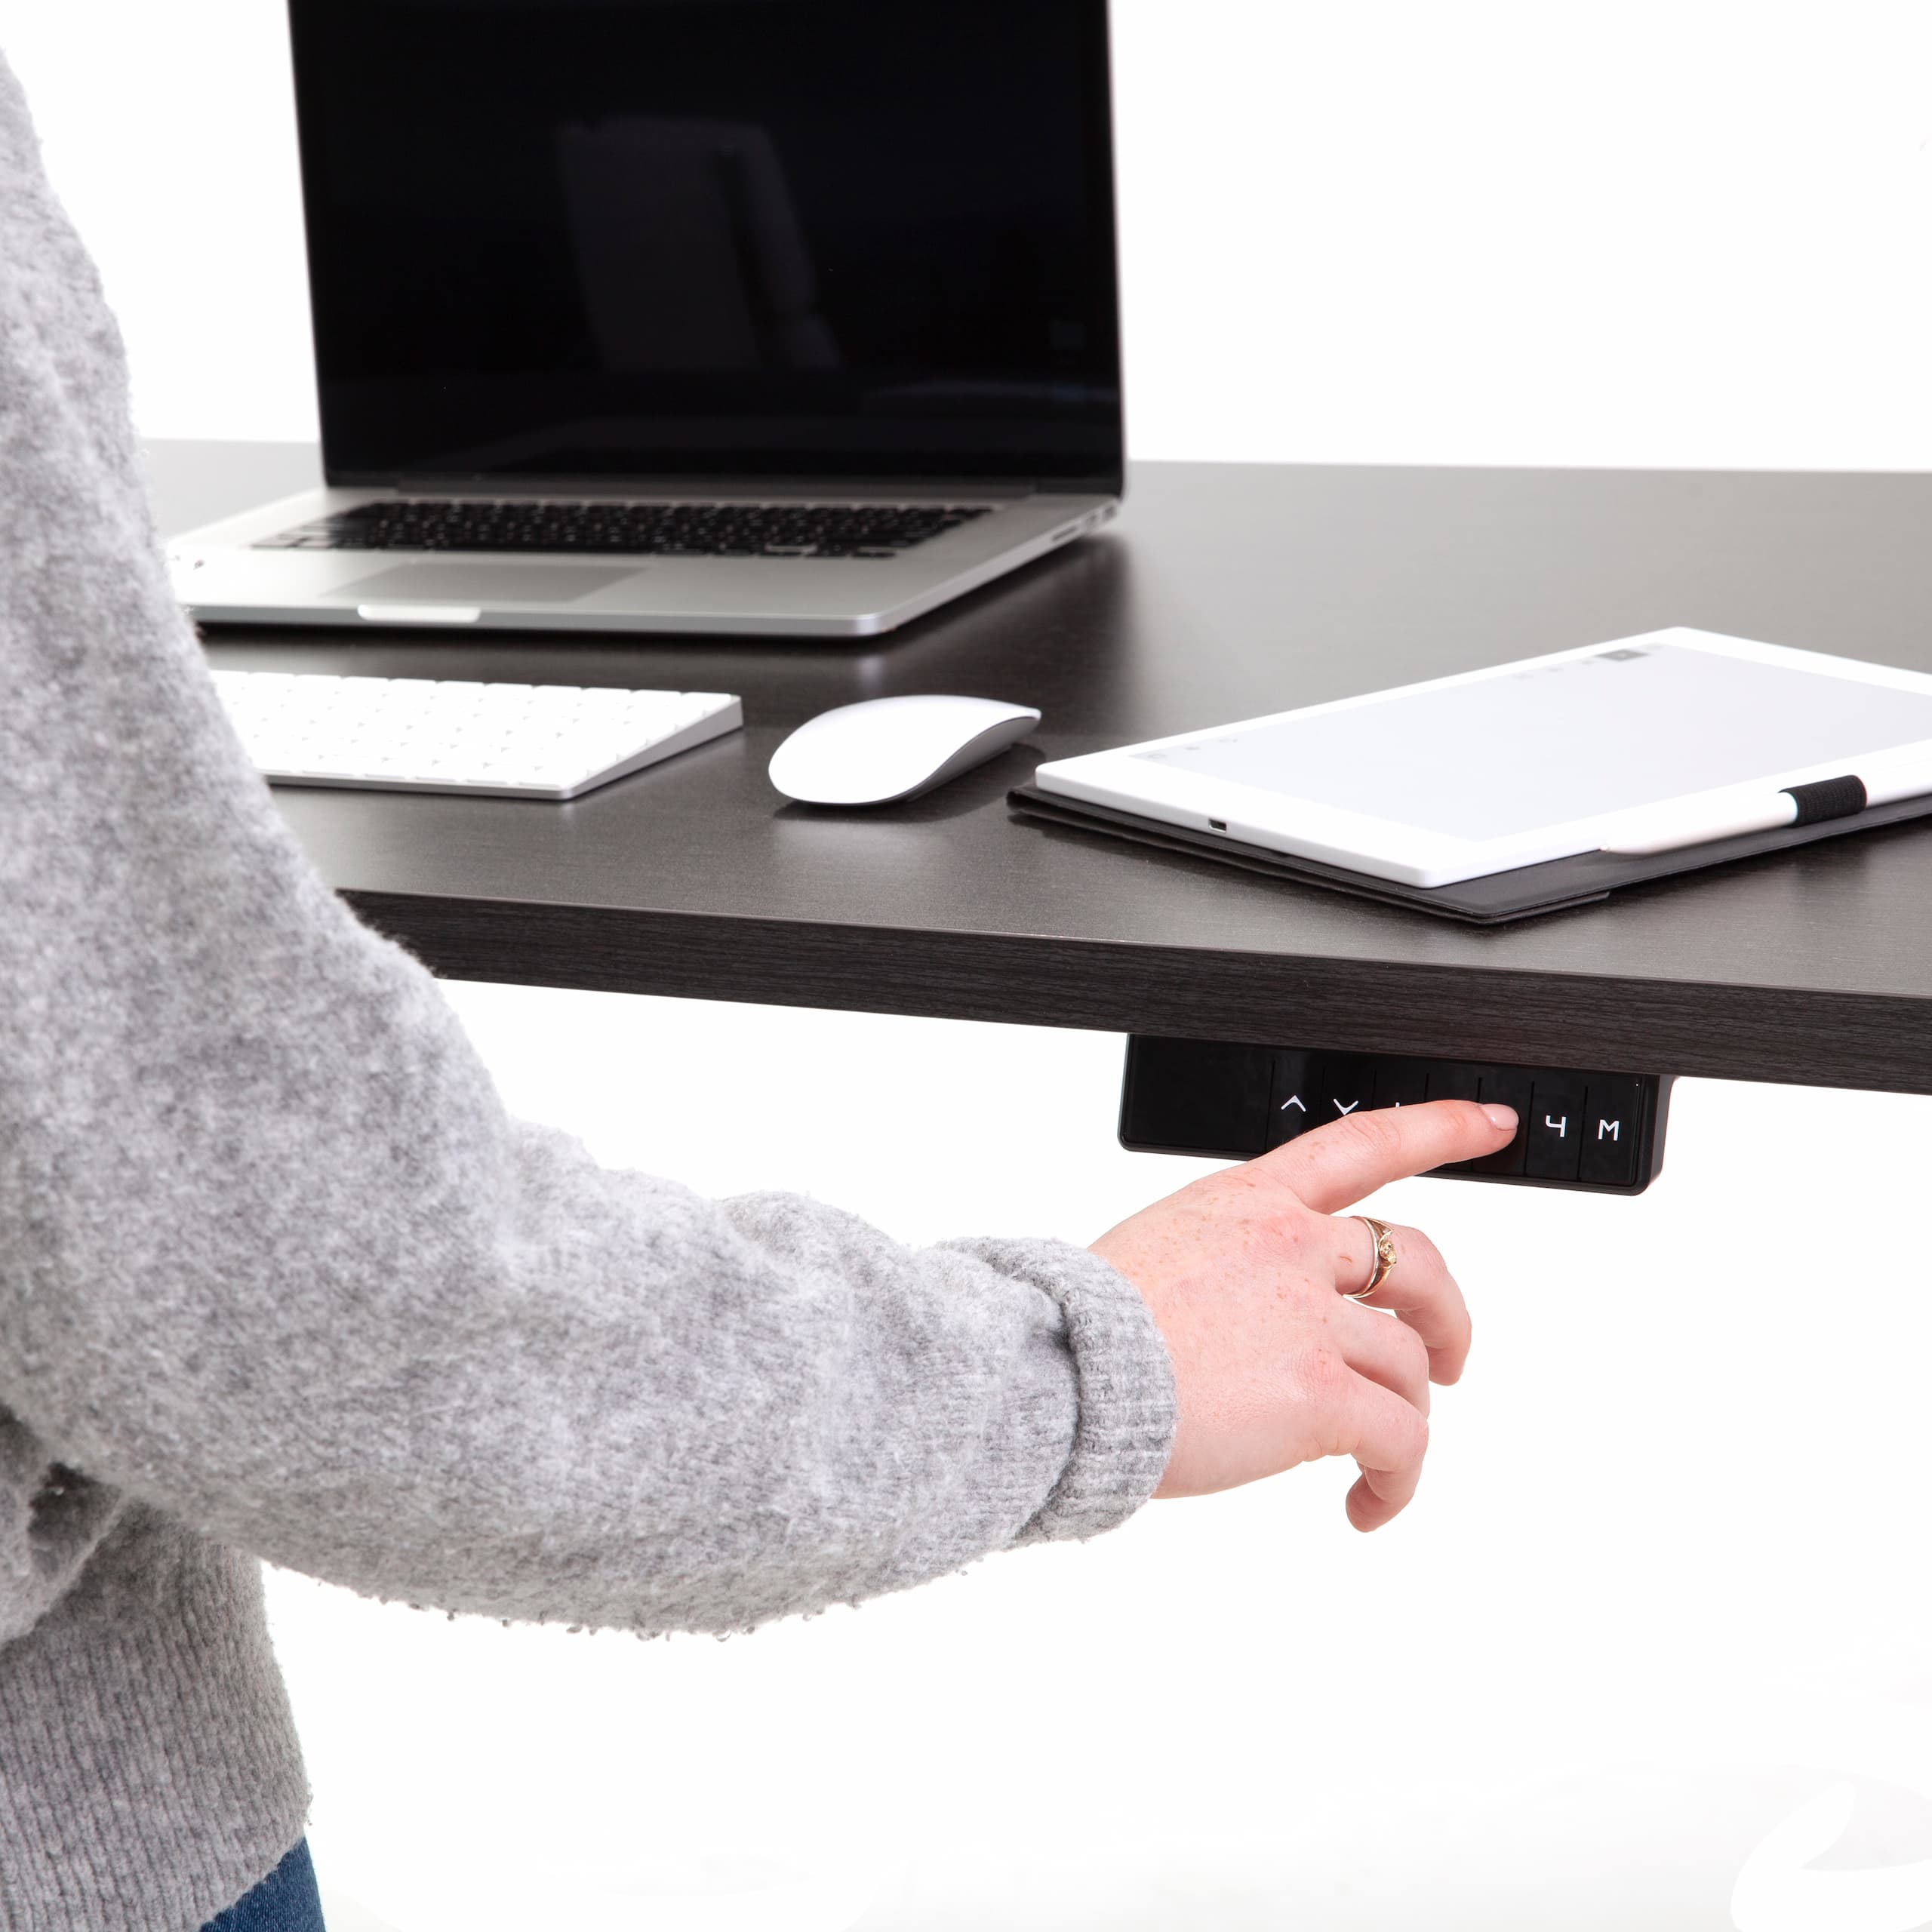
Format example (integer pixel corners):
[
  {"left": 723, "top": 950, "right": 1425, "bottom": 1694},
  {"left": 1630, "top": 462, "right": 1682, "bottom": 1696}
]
[{"left": 287, "top": 0, "right": 1121, "bottom": 488}]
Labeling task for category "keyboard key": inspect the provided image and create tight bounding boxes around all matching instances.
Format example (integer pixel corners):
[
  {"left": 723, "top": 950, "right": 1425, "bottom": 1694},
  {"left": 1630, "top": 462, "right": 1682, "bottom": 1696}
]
[{"left": 252, "top": 498, "right": 994, "bottom": 560}]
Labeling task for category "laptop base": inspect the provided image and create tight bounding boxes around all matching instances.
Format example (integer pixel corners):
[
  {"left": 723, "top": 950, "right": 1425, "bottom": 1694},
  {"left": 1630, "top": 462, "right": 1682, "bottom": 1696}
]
[{"left": 170, "top": 488, "right": 1117, "bottom": 638}]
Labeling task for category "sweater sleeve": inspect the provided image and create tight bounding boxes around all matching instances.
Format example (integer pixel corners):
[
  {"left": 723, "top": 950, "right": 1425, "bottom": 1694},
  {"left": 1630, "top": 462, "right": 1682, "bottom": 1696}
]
[{"left": 0, "top": 59, "right": 1175, "bottom": 1639}]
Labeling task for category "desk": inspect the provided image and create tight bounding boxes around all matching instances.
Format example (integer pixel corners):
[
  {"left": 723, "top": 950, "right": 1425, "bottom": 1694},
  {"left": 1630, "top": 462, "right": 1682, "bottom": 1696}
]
[{"left": 150, "top": 441, "right": 1932, "bottom": 1095}]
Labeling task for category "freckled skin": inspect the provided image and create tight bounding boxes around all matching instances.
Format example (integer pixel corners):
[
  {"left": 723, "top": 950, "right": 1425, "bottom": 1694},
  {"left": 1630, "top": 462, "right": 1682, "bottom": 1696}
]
[{"left": 1091, "top": 1100, "right": 1514, "bottom": 1531}]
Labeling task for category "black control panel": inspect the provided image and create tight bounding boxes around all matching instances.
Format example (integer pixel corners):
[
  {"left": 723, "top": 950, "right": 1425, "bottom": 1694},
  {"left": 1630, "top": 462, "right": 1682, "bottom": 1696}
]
[{"left": 1119, "top": 1038, "right": 1674, "bottom": 1195}]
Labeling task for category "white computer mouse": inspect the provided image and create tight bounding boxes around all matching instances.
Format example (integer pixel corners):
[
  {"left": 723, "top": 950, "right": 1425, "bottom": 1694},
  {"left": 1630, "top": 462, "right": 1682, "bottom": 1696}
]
[{"left": 769, "top": 694, "right": 1042, "bottom": 806}]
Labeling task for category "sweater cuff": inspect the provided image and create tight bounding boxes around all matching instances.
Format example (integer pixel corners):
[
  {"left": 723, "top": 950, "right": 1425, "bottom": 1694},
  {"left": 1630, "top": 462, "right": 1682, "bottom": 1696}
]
[{"left": 944, "top": 1237, "right": 1177, "bottom": 1546}]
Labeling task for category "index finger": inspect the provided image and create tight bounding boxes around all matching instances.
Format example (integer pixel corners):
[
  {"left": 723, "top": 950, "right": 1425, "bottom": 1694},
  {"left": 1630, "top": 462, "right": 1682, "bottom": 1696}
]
[{"left": 1266, "top": 1100, "right": 1516, "bottom": 1214}]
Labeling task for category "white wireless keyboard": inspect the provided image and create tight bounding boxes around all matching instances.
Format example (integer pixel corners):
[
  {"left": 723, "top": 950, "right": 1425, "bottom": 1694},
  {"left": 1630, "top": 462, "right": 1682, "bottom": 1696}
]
[{"left": 211, "top": 670, "right": 743, "bottom": 800}]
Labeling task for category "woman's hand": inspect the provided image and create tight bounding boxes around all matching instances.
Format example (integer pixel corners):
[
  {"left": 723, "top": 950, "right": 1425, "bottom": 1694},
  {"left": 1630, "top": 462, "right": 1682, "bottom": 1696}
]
[{"left": 1091, "top": 1100, "right": 1514, "bottom": 1528}]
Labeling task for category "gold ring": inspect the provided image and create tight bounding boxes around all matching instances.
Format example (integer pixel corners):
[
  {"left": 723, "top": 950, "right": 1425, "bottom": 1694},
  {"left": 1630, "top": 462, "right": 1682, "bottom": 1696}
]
[{"left": 1348, "top": 1217, "right": 1398, "bottom": 1301}]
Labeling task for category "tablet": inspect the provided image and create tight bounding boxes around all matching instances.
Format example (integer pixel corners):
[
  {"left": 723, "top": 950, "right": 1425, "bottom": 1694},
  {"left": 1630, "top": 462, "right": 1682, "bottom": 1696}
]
[{"left": 1032, "top": 629, "right": 1932, "bottom": 888}]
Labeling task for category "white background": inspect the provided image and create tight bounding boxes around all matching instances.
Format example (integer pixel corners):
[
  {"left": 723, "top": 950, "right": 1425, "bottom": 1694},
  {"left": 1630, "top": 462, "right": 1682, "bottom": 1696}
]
[
  {"left": 5, "top": 5, "right": 1932, "bottom": 1927},
  {"left": 7, "top": 0, "right": 1932, "bottom": 469}
]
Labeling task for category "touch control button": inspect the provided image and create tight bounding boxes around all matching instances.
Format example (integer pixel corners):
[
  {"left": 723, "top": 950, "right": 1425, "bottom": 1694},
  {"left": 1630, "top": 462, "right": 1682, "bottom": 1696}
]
[
  {"left": 1472, "top": 1069, "right": 1531, "bottom": 1175},
  {"left": 1268, "top": 1049, "right": 1321, "bottom": 1149},
  {"left": 1426, "top": 1063, "right": 1481, "bottom": 1104},
  {"left": 1426, "top": 1064, "right": 1482, "bottom": 1170},
  {"left": 1525, "top": 1076, "right": 1585, "bottom": 1180},
  {"left": 1312, "top": 1054, "right": 1378, "bottom": 1129},
  {"left": 1374, "top": 1059, "right": 1430, "bottom": 1110},
  {"left": 1580, "top": 1079, "right": 1642, "bottom": 1186}
]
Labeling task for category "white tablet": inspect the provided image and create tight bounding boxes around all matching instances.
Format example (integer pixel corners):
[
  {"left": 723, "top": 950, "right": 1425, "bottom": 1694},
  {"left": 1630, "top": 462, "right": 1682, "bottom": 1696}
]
[{"left": 1032, "top": 628, "right": 1932, "bottom": 888}]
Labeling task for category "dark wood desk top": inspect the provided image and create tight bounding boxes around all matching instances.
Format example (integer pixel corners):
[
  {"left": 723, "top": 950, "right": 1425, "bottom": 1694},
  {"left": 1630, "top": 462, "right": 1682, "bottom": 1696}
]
[{"left": 150, "top": 441, "right": 1932, "bottom": 1094}]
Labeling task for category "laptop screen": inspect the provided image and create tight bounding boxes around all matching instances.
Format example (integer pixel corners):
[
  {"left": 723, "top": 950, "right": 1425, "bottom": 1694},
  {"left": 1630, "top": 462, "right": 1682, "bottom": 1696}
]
[{"left": 288, "top": 0, "right": 1121, "bottom": 489}]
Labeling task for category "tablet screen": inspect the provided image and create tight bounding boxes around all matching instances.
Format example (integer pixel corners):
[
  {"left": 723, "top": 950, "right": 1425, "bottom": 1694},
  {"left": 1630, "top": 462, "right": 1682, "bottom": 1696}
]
[{"left": 1132, "top": 642, "right": 1932, "bottom": 839}]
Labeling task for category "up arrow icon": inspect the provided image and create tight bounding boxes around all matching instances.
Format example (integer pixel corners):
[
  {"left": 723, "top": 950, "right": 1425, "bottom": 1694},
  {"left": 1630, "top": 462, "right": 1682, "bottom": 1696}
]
[{"left": 1279, "top": 1095, "right": 1307, "bottom": 1113}]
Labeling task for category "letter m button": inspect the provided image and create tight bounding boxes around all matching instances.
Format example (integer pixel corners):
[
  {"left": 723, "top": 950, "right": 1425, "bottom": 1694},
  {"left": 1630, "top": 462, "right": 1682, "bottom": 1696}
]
[{"left": 1579, "top": 1078, "right": 1642, "bottom": 1185}]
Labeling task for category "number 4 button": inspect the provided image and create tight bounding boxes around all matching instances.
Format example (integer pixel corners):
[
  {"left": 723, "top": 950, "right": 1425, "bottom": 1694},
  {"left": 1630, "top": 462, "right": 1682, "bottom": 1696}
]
[{"left": 1525, "top": 1076, "right": 1584, "bottom": 1180}]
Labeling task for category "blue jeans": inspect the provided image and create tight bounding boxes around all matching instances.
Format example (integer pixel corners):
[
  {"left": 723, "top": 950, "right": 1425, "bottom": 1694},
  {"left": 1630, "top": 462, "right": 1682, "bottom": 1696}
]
[{"left": 201, "top": 1841, "right": 326, "bottom": 1932}]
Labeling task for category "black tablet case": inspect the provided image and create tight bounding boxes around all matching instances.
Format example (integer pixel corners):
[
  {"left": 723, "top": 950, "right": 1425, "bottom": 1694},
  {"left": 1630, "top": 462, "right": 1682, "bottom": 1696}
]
[{"left": 1007, "top": 783, "right": 1932, "bottom": 925}]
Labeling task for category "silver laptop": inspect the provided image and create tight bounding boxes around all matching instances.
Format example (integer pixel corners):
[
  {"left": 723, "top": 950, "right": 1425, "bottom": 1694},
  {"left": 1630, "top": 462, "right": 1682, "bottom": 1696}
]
[{"left": 170, "top": 0, "right": 1124, "bottom": 640}]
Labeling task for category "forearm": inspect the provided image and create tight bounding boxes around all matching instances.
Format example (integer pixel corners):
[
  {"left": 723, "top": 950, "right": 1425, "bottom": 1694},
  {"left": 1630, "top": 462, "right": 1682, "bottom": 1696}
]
[{"left": 14, "top": 1111, "right": 1168, "bottom": 1634}]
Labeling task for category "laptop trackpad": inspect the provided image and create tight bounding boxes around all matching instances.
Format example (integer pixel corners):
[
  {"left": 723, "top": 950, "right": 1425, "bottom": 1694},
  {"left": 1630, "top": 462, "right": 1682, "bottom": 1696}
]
[{"left": 331, "top": 563, "right": 637, "bottom": 605}]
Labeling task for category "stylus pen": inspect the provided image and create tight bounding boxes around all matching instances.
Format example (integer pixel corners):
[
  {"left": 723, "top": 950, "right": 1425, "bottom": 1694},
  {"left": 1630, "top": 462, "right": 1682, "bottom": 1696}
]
[{"left": 1601, "top": 759, "right": 1932, "bottom": 856}]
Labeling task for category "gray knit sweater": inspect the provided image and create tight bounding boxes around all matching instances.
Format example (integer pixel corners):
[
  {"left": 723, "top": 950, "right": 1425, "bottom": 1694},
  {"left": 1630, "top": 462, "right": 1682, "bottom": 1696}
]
[{"left": 0, "top": 58, "right": 1176, "bottom": 1932}]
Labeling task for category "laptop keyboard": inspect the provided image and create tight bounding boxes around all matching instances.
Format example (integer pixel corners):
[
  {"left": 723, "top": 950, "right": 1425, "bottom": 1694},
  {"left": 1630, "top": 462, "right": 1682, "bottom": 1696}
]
[{"left": 254, "top": 499, "right": 994, "bottom": 559}]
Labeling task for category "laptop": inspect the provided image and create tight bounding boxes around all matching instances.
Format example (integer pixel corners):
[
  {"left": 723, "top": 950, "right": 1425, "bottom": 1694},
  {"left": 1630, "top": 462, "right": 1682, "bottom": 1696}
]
[{"left": 168, "top": 0, "right": 1124, "bottom": 639}]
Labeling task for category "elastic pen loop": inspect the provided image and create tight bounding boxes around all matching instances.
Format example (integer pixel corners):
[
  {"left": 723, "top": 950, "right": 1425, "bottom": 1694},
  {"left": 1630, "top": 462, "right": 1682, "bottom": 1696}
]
[{"left": 1780, "top": 776, "right": 1868, "bottom": 826}]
